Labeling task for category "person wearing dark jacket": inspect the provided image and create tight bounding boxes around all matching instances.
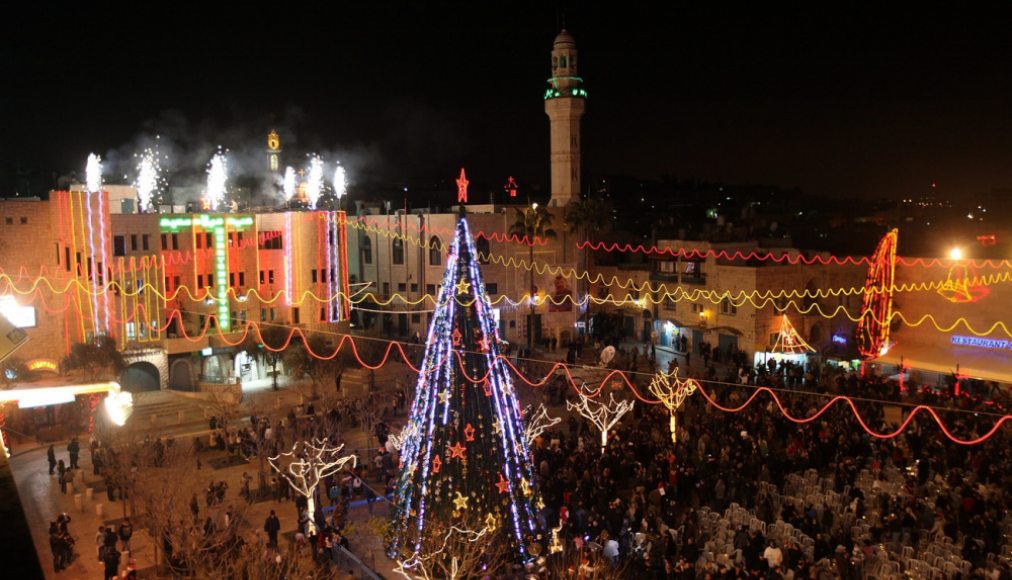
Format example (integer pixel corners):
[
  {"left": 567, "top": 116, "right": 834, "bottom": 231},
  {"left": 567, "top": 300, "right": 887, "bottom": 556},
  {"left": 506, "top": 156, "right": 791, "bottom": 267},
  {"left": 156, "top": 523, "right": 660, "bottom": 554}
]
[
  {"left": 264, "top": 510, "right": 281, "bottom": 548},
  {"left": 47, "top": 444, "right": 57, "bottom": 475}
]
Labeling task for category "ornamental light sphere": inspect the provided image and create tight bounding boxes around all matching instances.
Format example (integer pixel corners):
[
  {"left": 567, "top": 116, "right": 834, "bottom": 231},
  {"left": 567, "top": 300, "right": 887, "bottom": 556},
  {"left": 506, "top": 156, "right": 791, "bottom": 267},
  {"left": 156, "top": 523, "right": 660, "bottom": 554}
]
[{"left": 86, "top": 153, "right": 103, "bottom": 193}]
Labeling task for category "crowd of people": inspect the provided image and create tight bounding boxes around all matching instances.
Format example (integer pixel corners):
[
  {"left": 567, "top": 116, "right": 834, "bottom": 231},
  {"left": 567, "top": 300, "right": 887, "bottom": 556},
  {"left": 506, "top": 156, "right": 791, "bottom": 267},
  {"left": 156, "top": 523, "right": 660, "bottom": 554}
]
[{"left": 525, "top": 343, "right": 1011, "bottom": 579}]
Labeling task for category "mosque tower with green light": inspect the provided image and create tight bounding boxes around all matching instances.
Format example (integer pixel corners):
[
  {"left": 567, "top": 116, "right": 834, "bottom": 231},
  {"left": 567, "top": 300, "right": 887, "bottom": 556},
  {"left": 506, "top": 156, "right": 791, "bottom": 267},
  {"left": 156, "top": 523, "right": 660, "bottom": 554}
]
[{"left": 544, "top": 29, "right": 586, "bottom": 208}]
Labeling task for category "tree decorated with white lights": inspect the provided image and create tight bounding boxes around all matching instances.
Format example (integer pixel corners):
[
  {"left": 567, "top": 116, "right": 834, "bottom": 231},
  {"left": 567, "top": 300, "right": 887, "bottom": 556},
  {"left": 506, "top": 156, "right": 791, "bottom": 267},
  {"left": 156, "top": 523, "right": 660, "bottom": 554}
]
[
  {"left": 268, "top": 439, "right": 356, "bottom": 536},
  {"left": 523, "top": 403, "right": 562, "bottom": 448},
  {"left": 566, "top": 388, "right": 635, "bottom": 452},
  {"left": 388, "top": 210, "right": 542, "bottom": 566}
]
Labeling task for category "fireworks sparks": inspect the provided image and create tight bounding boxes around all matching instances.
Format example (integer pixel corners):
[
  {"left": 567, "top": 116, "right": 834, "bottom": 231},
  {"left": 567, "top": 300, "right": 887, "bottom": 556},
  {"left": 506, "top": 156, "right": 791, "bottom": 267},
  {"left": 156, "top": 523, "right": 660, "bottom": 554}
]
[
  {"left": 306, "top": 155, "right": 324, "bottom": 209},
  {"left": 204, "top": 151, "right": 228, "bottom": 211},
  {"left": 283, "top": 166, "right": 296, "bottom": 202},
  {"left": 86, "top": 153, "right": 102, "bottom": 193},
  {"left": 333, "top": 163, "right": 346, "bottom": 200},
  {"left": 134, "top": 150, "right": 160, "bottom": 213}
]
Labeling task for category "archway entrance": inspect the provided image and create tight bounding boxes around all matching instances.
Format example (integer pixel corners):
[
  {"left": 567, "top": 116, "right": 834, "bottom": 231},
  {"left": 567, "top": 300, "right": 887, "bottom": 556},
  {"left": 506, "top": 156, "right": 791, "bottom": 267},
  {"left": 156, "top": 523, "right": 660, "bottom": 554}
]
[
  {"left": 120, "top": 361, "right": 160, "bottom": 393},
  {"left": 169, "top": 359, "right": 195, "bottom": 391}
]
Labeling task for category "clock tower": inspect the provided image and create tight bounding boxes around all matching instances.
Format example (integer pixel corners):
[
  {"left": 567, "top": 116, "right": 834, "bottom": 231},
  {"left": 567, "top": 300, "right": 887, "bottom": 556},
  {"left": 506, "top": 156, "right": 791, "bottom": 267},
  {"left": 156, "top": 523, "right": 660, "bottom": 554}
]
[
  {"left": 544, "top": 29, "right": 586, "bottom": 207},
  {"left": 267, "top": 129, "right": 281, "bottom": 174}
]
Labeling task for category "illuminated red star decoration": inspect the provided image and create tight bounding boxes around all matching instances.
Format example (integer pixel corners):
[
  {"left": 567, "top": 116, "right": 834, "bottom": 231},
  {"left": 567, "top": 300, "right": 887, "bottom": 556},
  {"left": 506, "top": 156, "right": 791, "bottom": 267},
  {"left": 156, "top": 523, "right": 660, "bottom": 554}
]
[
  {"left": 448, "top": 441, "right": 467, "bottom": 460},
  {"left": 452, "top": 328, "right": 462, "bottom": 346},
  {"left": 456, "top": 167, "right": 469, "bottom": 203},
  {"left": 478, "top": 335, "right": 490, "bottom": 352},
  {"left": 505, "top": 176, "right": 518, "bottom": 198},
  {"left": 496, "top": 472, "right": 511, "bottom": 494},
  {"left": 432, "top": 455, "right": 442, "bottom": 474},
  {"left": 464, "top": 423, "right": 475, "bottom": 442}
]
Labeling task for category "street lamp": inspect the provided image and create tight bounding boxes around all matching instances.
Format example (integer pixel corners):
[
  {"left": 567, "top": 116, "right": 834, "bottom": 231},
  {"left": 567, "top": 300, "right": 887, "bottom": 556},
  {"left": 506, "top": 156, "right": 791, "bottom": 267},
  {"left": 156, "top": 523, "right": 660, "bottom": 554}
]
[{"left": 948, "top": 247, "right": 963, "bottom": 260}]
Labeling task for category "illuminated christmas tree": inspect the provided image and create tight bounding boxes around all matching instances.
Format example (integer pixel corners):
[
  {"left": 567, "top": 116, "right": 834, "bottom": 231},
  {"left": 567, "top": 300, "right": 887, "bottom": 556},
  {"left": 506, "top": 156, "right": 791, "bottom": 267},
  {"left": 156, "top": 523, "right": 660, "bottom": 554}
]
[{"left": 388, "top": 213, "right": 541, "bottom": 565}]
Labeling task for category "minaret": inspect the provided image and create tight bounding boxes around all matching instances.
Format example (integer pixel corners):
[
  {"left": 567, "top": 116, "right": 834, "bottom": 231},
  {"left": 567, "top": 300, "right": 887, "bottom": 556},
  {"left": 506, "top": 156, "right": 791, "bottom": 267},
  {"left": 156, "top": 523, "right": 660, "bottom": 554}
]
[
  {"left": 267, "top": 129, "right": 281, "bottom": 174},
  {"left": 544, "top": 29, "right": 586, "bottom": 207}
]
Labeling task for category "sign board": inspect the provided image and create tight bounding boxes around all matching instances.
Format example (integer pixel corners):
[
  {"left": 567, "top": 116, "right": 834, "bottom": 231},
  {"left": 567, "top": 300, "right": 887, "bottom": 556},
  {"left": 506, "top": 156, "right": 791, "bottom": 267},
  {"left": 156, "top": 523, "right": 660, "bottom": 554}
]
[{"left": 0, "top": 313, "right": 28, "bottom": 363}]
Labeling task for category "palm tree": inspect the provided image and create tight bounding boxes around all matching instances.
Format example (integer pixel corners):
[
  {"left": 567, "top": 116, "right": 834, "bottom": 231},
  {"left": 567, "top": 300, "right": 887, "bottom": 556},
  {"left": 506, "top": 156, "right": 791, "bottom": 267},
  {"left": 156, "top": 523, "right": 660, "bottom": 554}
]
[
  {"left": 508, "top": 203, "right": 557, "bottom": 352},
  {"left": 565, "top": 197, "right": 613, "bottom": 339}
]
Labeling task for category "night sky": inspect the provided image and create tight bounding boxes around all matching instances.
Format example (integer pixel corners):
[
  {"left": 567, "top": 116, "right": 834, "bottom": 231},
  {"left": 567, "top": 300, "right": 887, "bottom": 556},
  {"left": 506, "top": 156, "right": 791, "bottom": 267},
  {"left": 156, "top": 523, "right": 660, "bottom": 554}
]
[{"left": 5, "top": 3, "right": 1012, "bottom": 200}]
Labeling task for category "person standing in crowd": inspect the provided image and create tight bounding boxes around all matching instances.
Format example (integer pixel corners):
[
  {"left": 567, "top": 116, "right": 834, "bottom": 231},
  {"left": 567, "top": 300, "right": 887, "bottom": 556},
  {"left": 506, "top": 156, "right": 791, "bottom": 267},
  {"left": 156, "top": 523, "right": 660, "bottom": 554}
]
[
  {"left": 264, "top": 510, "right": 281, "bottom": 549},
  {"left": 47, "top": 444, "right": 57, "bottom": 475},
  {"left": 67, "top": 437, "right": 80, "bottom": 470}
]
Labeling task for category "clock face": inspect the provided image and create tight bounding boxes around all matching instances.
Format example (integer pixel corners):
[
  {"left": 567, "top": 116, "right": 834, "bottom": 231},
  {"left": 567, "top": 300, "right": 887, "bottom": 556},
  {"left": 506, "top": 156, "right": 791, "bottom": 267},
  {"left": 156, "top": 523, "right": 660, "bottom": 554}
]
[{"left": 268, "top": 137, "right": 279, "bottom": 150}]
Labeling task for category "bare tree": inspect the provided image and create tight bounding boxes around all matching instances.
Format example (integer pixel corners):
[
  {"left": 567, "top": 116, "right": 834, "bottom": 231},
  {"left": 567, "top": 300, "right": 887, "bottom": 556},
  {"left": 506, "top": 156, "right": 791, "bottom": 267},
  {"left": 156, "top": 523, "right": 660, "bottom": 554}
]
[
  {"left": 268, "top": 438, "right": 356, "bottom": 536},
  {"left": 523, "top": 403, "right": 562, "bottom": 448},
  {"left": 283, "top": 334, "right": 342, "bottom": 401},
  {"left": 566, "top": 390, "right": 634, "bottom": 452},
  {"left": 392, "top": 513, "right": 512, "bottom": 580},
  {"left": 647, "top": 370, "right": 698, "bottom": 443},
  {"left": 64, "top": 336, "right": 125, "bottom": 381}
]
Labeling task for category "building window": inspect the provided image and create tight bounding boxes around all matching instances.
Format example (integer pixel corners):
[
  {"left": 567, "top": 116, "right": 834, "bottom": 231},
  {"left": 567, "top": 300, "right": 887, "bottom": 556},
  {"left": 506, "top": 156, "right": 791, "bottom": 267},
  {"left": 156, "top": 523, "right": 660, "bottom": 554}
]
[
  {"left": 20, "top": 217, "right": 27, "bottom": 224},
  {"left": 476, "top": 237, "right": 490, "bottom": 264},
  {"left": 240, "top": 310, "right": 247, "bottom": 324},
  {"left": 320, "top": 307, "right": 326, "bottom": 322},
  {"left": 411, "top": 313, "right": 421, "bottom": 323},
  {"left": 64, "top": 247, "right": 71, "bottom": 271},
  {"left": 229, "top": 272, "right": 235, "bottom": 287},
  {"left": 130, "top": 234, "right": 138, "bottom": 251},
  {"left": 426, "top": 284, "right": 436, "bottom": 296},
  {"left": 172, "top": 233, "right": 179, "bottom": 250},
  {"left": 259, "top": 232, "right": 283, "bottom": 250},
  {"left": 397, "top": 283, "right": 406, "bottom": 292},
  {"left": 292, "top": 307, "right": 300, "bottom": 324},
  {"left": 142, "top": 234, "right": 149, "bottom": 251},
  {"left": 721, "top": 301, "right": 737, "bottom": 316},
  {"left": 237, "top": 232, "right": 244, "bottom": 246},
  {"left": 205, "top": 233, "right": 212, "bottom": 248},
  {"left": 259, "top": 270, "right": 265, "bottom": 284},
  {"left": 392, "top": 238, "right": 404, "bottom": 265},
  {"left": 173, "top": 276, "right": 180, "bottom": 289},
  {"left": 270, "top": 308, "right": 276, "bottom": 321},
  {"left": 268, "top": 270, "right": 275, "bottom": 284},
  {"left": 197, "top": 275, "right": 204, "bottom": 287},
  {"left": 160, "top": 234, "right": 167, "bottom": 250},
  {"left": 429, "top": 236, "right": 441, "bottom": 265},
  {"left": 113, "top": 236, "right": 126, "bottom": 257},
  {"left": 382, "top": 282, "right": 390, "bottom": 295},
  {"left": 361, "top": 236, "right": 373, "bottom": 265},
  {"left": 238, "top": 272, "right": 245, "bottom": 287},
  {"left": 485, "top": 283, "right": 498, "bottom": 294},
  {"left": 207, "top": 275, "right": 214, "bottom": 288},
  {"left": 260, "top": 308, "right": 267, "bottom": 322},
  {"left": 411, "top": 283, "right": 418, "bottom": 293},
  {"left": 4, "top": 218, "right": 11, "bottom": 225},
  {"left": 196, "top": 234, "right": 202, "bottom": 249},
  {"left": 311, "top": 269, "right": 318, "bottom": 283}
]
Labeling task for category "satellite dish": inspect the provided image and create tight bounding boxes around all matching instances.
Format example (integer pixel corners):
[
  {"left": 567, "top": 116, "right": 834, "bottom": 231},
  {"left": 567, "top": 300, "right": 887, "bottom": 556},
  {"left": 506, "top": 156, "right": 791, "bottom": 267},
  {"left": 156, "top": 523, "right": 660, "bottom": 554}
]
[{"left": 599, "top": 346, "right": 616, "bottom": 366}]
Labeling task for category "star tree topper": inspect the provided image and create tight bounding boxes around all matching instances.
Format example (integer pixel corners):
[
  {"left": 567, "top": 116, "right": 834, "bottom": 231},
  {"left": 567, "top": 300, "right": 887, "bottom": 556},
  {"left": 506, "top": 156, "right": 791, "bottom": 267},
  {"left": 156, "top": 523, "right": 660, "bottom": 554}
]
[{"left": 456, "top": 167, "right": 469, "bottom": 204}]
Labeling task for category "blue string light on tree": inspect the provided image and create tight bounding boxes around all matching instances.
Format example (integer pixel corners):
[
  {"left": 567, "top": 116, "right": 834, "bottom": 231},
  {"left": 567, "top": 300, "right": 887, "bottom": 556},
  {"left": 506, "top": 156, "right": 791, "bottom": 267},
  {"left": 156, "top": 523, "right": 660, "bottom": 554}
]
[{"left": 388, "top": 176, "right": 542, "bottom": 565}]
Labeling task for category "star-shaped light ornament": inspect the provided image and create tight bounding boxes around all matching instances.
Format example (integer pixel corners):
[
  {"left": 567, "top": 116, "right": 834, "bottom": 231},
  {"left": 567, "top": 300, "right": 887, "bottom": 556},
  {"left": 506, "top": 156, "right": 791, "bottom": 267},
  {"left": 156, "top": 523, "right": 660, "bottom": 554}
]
[
  {"left": 478, "top": 335, "right": 490, "bottom": 352},
  {"left": 495, "top": 472, "right": 511, "bottom": 494},
  {"left": 520, "top": 477, "right": 532, "bottom": 498},
  {"left": 492, "top": 419, "right": 502, "bottom": 435},
  {"left": 485, "top": 512, "right": 499, "bottom": 530},
  {"left": 455, "top": 280, "right": 470, "bottom": 295},
  {"left": 448, "top": 441, "right": 467, "bottom": 460},
  {"left": 453, "top": 491, "right": 469, "bottom": 510}
]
